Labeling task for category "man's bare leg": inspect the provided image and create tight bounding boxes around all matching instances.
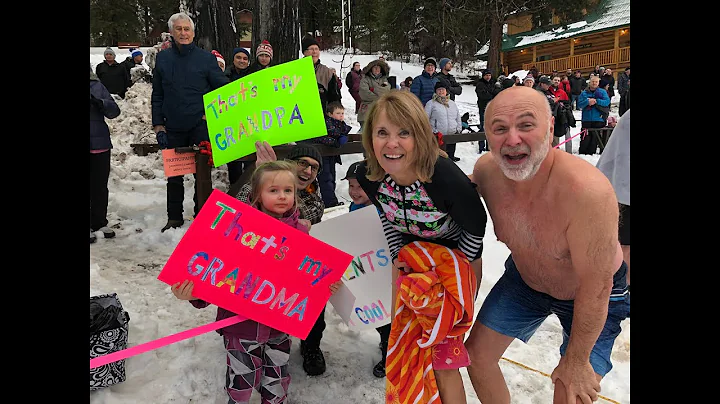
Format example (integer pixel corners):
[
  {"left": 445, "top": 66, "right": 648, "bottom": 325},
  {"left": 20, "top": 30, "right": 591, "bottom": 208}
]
[
  {"left": 621, "top": 245, "right": 630, "bottom": 285},
  {"left": 465, "top": 323, "right": 516, "bottom": 404},
  {"left": 553, "top": 373, "right": 603, "bottom": 404},
  {"left": 435, "top": 369, "right": 467, "bottom": 404}
]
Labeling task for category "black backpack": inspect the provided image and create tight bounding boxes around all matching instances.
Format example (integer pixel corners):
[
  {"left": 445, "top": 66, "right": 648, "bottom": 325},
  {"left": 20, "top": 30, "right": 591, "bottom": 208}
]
[{"left": 345, "top": 71, "right": 353, "bottom": 89}]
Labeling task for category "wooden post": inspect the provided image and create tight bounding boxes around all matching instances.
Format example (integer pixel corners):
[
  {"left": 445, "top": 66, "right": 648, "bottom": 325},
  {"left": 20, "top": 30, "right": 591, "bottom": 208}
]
[
  {"left": 195, "top": 153, "right": 213, "bottom": 211},
  {"left": 532, "top": 46, "right": 537, "bottom": 65},
  {"left": 614, "top": 30, "right": 620, "bottom": 65}
]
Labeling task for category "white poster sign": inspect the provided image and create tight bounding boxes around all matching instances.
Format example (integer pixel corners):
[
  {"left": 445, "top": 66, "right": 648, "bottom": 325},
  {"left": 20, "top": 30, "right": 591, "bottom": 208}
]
[{"left": 310, "top": 206, "right": 393, "bottom": 330}]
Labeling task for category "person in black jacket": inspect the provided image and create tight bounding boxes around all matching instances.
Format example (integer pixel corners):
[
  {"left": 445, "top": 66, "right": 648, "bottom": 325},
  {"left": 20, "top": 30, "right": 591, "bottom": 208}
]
[
  {"left": 248, "top": 40, "right": 273, "bottom": 73},
  {"left": 95, "top": 47, "right": 131, "bottom": 99},
  {"left": 568, "top": 70, "right": 587, "bottom": 110},
  {"left": 222, "top": 47, "right": 253, "bottom": 191},
  {"left": 356, "top": 91, "right": 487, "bottom": 398},
  {"left": 475, "top": 69, "right": 501, "bottom": 151},
  {"left": 436, "top": 57, "right": 464, "bottom": 161},
  {"left": 151, "top": 12, "right": 229, "bottom": 232},
  {"left": 225, "top": 47, "right": 252, "bottom": 81},
  {"left": 90, "top": 66, "right": 121, "bottom": 243}
]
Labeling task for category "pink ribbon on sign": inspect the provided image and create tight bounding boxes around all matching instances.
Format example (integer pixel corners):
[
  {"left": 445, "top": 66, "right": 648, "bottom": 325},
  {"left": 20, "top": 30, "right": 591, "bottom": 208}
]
[
  {"left": 90, "top": 314, "right": 246, "bottom": 369},
  {"left": 554, "top": 129, "right": 587, "bottom": 149}
]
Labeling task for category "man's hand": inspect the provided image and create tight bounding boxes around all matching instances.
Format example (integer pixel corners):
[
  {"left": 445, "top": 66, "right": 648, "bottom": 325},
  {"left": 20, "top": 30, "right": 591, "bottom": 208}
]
[
  {"left": 588, "top": 98, "right": 597, "bottom": 106},
  {"left": 171, "top": 280, "right": 196, "bottom": 300},
  {"left": 154, "top": 125, "right": 166, "bottom": 134},
  {"left": 254, "top": 141, "right": 277, "bottom": 165},
  {"left": 551, "top": 356, "right": 601, "bottom": 404},
  {"left": 156, "top": 131, "right": 168, "bottom": 149}
]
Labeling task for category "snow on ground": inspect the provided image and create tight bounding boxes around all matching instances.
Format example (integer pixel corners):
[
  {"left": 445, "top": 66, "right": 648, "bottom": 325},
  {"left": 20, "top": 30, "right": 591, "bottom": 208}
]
[{"left": 90, "top": 48, "right": 629, "bottom": 404}]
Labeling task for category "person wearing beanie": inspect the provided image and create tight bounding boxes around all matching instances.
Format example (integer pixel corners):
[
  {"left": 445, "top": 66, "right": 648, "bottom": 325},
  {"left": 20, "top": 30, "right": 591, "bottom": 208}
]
[
  {"left": 227, "top": 47, "right": 252, "bottom": 81},
  {"left": 131, "top": 48, "right": 143, "bottom": 62},
  {"left": 426, "top": 81, "right": 462, "bottom": 160},
  {"left": 475, "top": 68, "right": 500, "bottom": 151},
  {"left": 288, "top": 141, "right": 334, "bottom": 377},
  {"left": 151, "top": 12, "right": 230, "bottom": 232},
  {"left": 232, "top": 142, "right": 325, "bottom": 227},
  {"left": 301, "top": 36, "right": 319, "bottom": 53},
  {"left": 250, "top": 40, "right": 273, "bottom": 73},
  {"left": 95, "top": 46, "right": 131, "bottom": 99},
  {"left": 433, "top": 57, "right": 463, "bottom": 160},
  {"left": 211, "top": 50, "right": 225, "bottom": 70},
  {"left": 340, "top": 162, "right": 391, "bottom": 378},
  {"left": 410, "top": 57, "right": 439, "bottom": 106},
  {"left": 222, "top": 46, "right": 253, "bottom": 187},
  {"left": 302, "top": 35, "right": 341, "bottom": 123},
  {"left": 122, "top": 48, "right": 152, "bottom": 84},
  {"left": 435, "top": 57, "right": 462, "bottom": 101}
]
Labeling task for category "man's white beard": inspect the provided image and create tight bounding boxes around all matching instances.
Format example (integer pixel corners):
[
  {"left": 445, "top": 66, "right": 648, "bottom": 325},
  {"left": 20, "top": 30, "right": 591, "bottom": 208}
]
[{"left": 493, "top": 130, "right": 551, "bottom": 182}]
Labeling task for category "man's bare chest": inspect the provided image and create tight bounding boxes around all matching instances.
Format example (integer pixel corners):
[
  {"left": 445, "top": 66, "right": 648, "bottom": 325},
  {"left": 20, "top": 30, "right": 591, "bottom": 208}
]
[{"left": 485, "top": 192, "right": 570, "bottom": 261}]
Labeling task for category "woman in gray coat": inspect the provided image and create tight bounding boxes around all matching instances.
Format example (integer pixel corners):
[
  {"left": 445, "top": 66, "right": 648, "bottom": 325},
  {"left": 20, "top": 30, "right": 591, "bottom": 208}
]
[{"left": 425, "top": 82, "right": 462, "bottom": 161}]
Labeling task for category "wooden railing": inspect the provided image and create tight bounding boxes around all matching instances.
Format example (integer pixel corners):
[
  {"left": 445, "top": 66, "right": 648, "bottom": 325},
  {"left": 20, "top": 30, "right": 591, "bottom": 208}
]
[{"left": 522, "top": 47, "right": 630, "bottom": 73}]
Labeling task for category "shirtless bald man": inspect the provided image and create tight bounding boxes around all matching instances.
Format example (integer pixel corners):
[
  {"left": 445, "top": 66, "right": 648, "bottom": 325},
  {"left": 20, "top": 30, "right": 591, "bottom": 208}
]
[{"left": 465, "top": 86, "right": 630, "bottom": 404}]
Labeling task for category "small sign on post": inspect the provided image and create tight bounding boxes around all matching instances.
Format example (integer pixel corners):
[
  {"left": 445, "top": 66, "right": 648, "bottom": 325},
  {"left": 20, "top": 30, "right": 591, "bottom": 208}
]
[{"left": 162, "top": 149, "right": 197, "bottom": 177}]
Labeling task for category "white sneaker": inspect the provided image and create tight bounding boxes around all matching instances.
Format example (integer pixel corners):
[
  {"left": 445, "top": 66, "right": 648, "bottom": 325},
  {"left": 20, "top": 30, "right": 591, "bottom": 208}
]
[
  {"left": 97, "top": 226, "right": 116, "bottom": 239},
  {"left": 90, "top": 229, "right": 97, "bottom": 244}
]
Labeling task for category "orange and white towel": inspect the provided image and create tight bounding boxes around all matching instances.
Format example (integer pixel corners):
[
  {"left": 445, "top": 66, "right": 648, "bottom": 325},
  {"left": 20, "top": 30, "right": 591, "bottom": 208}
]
[{"left": 385, "top": 241, "right": 477, "bottom": 404}]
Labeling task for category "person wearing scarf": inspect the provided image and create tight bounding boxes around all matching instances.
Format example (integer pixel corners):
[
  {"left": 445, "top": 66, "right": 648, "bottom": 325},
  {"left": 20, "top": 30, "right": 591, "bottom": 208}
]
[{"left": 424, "top": 82, "right": 462, "bottom": 161}]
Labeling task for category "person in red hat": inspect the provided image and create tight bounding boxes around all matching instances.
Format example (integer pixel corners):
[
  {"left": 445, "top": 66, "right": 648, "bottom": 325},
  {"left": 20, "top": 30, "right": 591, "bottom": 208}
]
[
  {"left": 250, "top": 40, "right": 273, "bottom": 73},
  {"left": 211, "top": 50, "right": 225, "bottom": 71}
]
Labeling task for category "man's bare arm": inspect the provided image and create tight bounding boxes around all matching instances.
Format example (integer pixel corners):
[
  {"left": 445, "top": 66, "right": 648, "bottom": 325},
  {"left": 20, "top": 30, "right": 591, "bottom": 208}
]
[
  {"left": 564, "top": 178, "right": 620, "bottom": 362},
  {"left": 471, "top": 153, "right": 493, "bottom": 196}
]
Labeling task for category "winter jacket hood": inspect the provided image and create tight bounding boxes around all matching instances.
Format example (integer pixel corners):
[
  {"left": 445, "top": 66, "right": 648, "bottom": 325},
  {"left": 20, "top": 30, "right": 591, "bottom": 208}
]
[{"left": 362, "top": 59, "right": 390, "bottom": 77}]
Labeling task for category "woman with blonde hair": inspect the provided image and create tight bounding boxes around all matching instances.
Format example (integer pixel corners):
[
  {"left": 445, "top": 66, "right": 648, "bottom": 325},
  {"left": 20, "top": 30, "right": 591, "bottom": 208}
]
[{"left": 355, "top": 90, "right": 487, "bottom": 402}]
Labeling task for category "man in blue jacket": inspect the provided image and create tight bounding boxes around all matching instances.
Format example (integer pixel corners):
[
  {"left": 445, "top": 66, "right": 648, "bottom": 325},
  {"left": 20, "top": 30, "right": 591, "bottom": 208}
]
[
  {"left": 577, "top": 75, "right": 610, "bottom": 155},
  {"left": 151, "top": 12, "right": 229, "bottom": 232},
  {"left": 410, "top": 58, "right": 438, "bottom": 106}
]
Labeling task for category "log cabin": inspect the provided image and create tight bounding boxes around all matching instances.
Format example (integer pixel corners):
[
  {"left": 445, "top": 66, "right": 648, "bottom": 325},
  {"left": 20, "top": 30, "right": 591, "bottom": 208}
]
[{"left": 476, "top": 0, "right": 630, "bottom": 81}]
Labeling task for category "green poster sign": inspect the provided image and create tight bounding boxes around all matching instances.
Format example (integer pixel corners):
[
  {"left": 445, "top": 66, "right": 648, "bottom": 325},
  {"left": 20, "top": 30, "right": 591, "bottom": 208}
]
[{"left": 202, "top": 57, "right": 326, "bottom": 167}]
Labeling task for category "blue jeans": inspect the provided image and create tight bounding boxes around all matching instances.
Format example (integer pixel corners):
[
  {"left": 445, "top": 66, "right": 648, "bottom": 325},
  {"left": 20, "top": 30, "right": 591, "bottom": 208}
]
[
  {"left": 477, "top": 255, "right": 630, "bottom": 376},
  {"left": 571, "top": 94, "right": 579, "bottom": 110}
]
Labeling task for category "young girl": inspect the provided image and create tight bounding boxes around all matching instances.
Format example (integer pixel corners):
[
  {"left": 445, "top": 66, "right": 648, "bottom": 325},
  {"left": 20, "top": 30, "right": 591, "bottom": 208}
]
[{"left": 171, "top": 161, "right": 341, "bottom": 404}]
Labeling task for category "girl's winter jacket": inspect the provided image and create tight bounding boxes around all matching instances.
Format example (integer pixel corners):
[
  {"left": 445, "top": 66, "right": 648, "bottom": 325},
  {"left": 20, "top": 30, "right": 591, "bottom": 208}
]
[{"left": 424, "top": 98, "right": 462, "bottom": 136}]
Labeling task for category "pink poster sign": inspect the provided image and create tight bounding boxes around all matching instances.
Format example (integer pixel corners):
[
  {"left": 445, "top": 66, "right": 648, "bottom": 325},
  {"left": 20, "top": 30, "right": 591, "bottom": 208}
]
[{"left": 158, "top": 190, "right": 353, "bottom": 339}]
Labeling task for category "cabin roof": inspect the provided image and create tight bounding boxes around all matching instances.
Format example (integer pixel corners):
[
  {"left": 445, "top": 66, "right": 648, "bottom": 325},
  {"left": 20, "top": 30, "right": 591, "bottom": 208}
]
[{"left": 476, "top": 0, "right": 630, "bottom": 57}]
